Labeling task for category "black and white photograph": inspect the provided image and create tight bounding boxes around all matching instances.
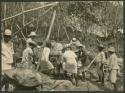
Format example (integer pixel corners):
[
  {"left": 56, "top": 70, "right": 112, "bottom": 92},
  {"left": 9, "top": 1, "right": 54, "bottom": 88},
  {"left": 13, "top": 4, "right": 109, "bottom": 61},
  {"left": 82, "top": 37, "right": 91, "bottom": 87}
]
[{"left": 1, "top": 1, "right": 124, "bottom": 91}]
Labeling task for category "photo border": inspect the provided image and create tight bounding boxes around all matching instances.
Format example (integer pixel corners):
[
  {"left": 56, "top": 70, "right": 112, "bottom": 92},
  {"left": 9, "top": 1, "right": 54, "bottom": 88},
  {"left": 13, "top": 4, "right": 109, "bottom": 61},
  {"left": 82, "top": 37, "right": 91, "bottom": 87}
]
[{"left": 0, "top": 0, "right": 124, "bottom": 93}]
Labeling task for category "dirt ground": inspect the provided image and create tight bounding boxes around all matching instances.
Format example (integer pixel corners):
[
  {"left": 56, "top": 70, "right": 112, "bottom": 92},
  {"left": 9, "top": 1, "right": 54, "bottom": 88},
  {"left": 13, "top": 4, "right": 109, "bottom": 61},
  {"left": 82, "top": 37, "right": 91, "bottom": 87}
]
[
  {"left": 40, "top": 72, "right": 123, "bottom": 91},
  {"left": 1, "top": 73, "right": 123, "bottom": 91},
  {"left": 2, "top": 67, "right": 123, "bottom": 91},
  {"left": 46, "top": 79, "right": 123, "bottom": 91}
]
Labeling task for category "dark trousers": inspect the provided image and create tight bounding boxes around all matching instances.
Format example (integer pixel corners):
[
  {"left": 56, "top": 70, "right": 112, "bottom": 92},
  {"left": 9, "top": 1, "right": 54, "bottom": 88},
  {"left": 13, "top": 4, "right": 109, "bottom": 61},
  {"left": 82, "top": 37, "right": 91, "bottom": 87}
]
[
  {"left": 96, "top": 63, "right": 104, "bottom": 84},
  {"left": 1, "top": 74, "right": 15, "bottom": 91}
]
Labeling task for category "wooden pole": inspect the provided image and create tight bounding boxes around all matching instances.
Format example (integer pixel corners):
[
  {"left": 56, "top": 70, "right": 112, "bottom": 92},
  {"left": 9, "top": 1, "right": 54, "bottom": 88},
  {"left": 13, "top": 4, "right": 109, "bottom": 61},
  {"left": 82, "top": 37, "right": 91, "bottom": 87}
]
[
  {"left": 21, "top": 2, "right": 25, "bottom": 26},
  {"left": 63, "top": 26, "right": 70, "bottom": 41},
  {"left": 35, "top": 9, "right": 41, "bottom": 32},
  {"left": 21, "top": 2, "right": 26, "bottom": 38},
  {"left": 43, "top": 10, "right": 56, "bottom": 46},
  {"left": 115, "top": 3, "right": 119, "bottom": 53},
  {"left": 84, "top": 53, "right": 100, "bottom": 71},
  {"left": 46, "top": 10, "right": 56, "bottom": 41},
  {"left": 58, "top": 23, "right": 60, "bottom": 41},
  {"left": 16, "top": 24, "right": 26, "bottom": 41},
  {"left": 1, "top": 2, "right": 58, "bottom": 22},
  {"left": 4, "top": 3, "right": 7, "bottom": 27}
]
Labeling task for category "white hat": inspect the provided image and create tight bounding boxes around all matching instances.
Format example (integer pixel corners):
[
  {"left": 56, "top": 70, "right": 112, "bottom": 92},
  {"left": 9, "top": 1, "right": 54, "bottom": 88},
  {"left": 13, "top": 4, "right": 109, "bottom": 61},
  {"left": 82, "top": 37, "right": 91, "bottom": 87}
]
[
  {"left": 4, "top": 29, "right": 12, "bottom": 36},
  {"left": 72, "top": 38, "right": 77, "bottom": 42},
  {"left": 108, "top": 47, "right": 115, "bottom": 52},
  {"left": 28, "top": 32, "right": 37, "bottom": 37}
]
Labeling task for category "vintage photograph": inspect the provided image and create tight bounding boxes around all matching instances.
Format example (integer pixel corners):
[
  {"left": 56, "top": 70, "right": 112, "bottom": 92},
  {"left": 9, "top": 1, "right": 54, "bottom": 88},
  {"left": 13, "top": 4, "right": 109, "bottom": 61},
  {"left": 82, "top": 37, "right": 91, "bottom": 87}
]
[{"left": 1, "top": 1, "right": 123, "bottom": 91}]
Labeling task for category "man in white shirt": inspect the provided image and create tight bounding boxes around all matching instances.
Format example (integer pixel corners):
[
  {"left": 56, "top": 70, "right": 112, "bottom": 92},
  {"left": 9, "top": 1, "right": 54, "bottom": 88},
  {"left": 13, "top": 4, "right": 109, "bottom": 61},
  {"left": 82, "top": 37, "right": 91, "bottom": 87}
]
[
  {"left": 2, "top": 29, "right": 14, "bottom": 72},
  {"left": 22, "top": 41, "right": 37, "bottom": 69},
  {"left": 62, "top": 46, "right": 78, "bottom": 86},
  {"left": 70, "top": 37, "right": 80, "bottom": 45},
  {"left": 2, "top": 29, "right": 14, "bottom": 90},
  {"left": 70, "top": 37, "right": 81, "bottom": 52},
  {"left": 108, "top": 47, "right": 119, "bottom": 91},
  {"left": 95, "top": 44, "right": 106, "bottom": 85},
  {"left": 37, "top": 42, "right": 54, "bottom": 75},
  {"left": 26, "top": 31, "right": 37, "bottom": 47}
]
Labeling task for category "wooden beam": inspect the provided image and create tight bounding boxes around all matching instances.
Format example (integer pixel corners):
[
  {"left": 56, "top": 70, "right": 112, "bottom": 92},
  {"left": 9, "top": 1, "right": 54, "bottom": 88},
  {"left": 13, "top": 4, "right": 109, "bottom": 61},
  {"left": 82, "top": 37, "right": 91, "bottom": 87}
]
[
  {"left": 1, "top": 2, "right": 58, "bottom": 22},
  {"left": 46, "top": 10, "right": 56, "bottom": 41},
  {"left": 35, "top": 9, "right": 41, "bottom": 32},
  {"left": 16, "top": 24, "right": 26, "bottom": 41},
  {"left": 43, "top": 10, "right": 56, "bottom": 46},
  {"left": 21, "top": 2, "right": 25, "bottom": 26},
  {"left": 63, "top": 26, "right": 70, "bottom": 41}
]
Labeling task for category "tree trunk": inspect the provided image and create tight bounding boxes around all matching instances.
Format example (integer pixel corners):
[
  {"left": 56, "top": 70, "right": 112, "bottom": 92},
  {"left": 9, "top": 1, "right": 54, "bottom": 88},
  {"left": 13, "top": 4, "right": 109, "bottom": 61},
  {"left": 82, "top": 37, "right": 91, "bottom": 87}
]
[
  {"left": 4, "top": 3, "right": 7, "bottom": 27},
  {"left": 57, "top": 23, "right": 60, "bottom": 41},
  {"left": 21, "top": 2, "right": 25, "bottom": 26},
  {"left": 115, "top": 5, "right": 119, "bottom": 53}
]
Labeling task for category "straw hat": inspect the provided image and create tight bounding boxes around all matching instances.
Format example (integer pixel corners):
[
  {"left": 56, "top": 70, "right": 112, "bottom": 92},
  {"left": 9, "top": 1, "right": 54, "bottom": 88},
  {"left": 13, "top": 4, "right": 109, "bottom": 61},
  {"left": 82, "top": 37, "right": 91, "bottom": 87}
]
[
  {"left": 4, "top": 29, "right": 12, "bottom": 36},
  {"left": 72, "top": 38, "right": 77, "bottom": 42},
  {"left": 108, "top": 47, "right": 115, "bottom": 52},
  {"left": 28, "top": 32, "right": 37, "bottom": 37}
]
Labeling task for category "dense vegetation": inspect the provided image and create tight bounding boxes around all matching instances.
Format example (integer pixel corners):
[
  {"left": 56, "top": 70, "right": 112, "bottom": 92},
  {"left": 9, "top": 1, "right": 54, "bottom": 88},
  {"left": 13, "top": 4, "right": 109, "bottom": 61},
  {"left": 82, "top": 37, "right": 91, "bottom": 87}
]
[{"left": 1, "top": 1, "right": 123, "bottom": 57}]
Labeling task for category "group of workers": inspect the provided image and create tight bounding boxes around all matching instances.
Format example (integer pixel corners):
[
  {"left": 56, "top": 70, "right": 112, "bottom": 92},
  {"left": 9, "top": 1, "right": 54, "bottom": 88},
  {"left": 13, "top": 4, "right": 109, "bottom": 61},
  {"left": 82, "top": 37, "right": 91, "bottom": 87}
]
[{"left": 2, "top": 29, "right": 120, "bottom": 91}]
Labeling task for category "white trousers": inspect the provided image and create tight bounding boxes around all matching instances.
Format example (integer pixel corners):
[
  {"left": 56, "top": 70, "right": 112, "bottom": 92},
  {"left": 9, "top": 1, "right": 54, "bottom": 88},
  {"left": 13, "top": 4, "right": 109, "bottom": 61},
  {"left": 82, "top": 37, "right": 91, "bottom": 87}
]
[{"left": 109, "top": 69, "right": 118, "bottom": 83}]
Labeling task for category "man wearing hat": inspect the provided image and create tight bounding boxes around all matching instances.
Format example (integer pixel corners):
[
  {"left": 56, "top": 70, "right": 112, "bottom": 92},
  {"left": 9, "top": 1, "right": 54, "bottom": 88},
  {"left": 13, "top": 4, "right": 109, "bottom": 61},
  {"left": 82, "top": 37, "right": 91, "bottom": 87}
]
[
  {"left": 22, "top": 40, "right": 37, "bottom": 69},
  {"left": 62, "top": 45, "right": 78, "bottom": 86},
  {"left": 2, "top": 29, "right": 14, "bottom": 90},
  {"left": 37, "top": 42, "right": 54, "bottom": 75},
  {"left": 108, "top": 47, "right": 119, "bottom": 91},
  {"left": 70, "top": 38, "right": 77, "bottom": 44},
  {"left": 75, "top": 43, "right": 83, "bottom": 67},
  {"left": 70, "top": 37, "right": 81, "bottom": 53},
  {"left": 76, "top": 43, "right": 88, "bottom": 80},
  {"left": 26, "top": 31, "right": 37, "bottom": 47},
  {"left": 95, "top": 44, "right": 106, "bottom": 85},
  {"left": 70, "top": 37, "right": 80, "bottom": 45}
]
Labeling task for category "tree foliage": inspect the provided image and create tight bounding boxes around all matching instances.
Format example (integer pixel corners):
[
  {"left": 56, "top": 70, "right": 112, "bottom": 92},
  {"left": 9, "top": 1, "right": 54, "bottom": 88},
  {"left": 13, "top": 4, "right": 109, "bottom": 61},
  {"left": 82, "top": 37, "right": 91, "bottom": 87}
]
[{"left": 1, "top": 1, "right": 123, "bottom": 42}]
